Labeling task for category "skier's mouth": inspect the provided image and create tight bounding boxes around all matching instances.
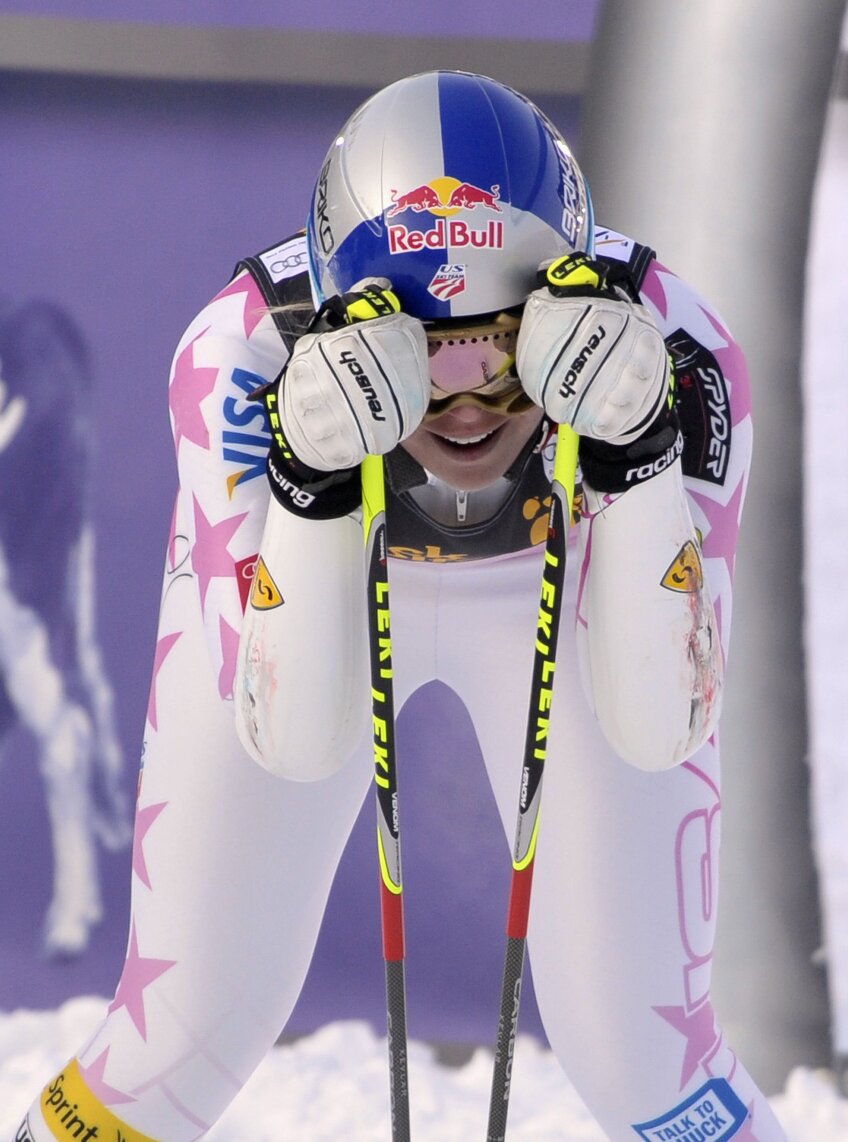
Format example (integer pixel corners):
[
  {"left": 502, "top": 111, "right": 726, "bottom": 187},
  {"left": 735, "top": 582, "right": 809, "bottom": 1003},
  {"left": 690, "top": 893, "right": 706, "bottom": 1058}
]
[
  {"left": 443, "top": 430, "right": 495, "bottom": 445},
  {"left": 429, "top": 424, "right": 505, "bottom": 458},
  {"left": 400, "top": 402, "right": 544, "bottom": 491}
]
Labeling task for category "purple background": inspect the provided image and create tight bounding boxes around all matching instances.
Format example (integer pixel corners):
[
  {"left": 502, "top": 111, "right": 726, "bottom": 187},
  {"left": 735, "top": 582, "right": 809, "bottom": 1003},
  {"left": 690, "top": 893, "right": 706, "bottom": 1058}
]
[
  {"left": 1, "top": 1, "right": 600, "bottom": 39},
  {"left": 1, "top": 17, "right": 584, "bottom": 1048}
]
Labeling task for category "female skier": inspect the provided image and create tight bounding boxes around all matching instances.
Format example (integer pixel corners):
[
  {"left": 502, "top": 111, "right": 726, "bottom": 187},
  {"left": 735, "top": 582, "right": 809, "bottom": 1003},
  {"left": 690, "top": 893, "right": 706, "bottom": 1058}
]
[{"left": 16, "top": 71, "right": 787, "bottom": 1141}]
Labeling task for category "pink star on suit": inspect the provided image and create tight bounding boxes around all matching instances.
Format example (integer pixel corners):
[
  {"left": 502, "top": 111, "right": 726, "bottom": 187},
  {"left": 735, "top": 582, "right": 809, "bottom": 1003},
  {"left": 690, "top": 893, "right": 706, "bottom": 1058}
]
[
  {"left": 170, "top": 331, "right": 218, "bottom": 454},
  {"left": 108, "top": 923, "right": 176, "bottom": 1041},
  {"left": 132, "top": 802, "right": 168, "bottom": 890},
  {"left": 146, "top": 632, "right": 181, "bottom": 733},
  {"left": 212, "top": 272, "right": 269, "bottom": 340},
  {"left": 218, "top": 615, "right": 240, "bottom": 700},
  {"left": 191, "top": 498, "right": 247, "bottom": 613},
  {"left": 654, "top": 1000, "right": 720, "bottom": 1088}
]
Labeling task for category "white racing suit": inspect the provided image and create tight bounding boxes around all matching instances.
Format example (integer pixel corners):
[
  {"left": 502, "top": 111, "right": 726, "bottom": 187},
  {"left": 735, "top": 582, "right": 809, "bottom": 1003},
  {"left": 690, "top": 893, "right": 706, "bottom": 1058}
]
[{"left": 16, "top": 229, "right": 787, "bottom": 1141}]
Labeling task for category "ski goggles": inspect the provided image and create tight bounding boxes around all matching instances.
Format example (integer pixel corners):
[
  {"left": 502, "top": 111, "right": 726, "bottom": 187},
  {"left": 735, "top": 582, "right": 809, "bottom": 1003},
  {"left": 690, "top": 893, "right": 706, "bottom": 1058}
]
[{"left": 424, "top": 311, "right": 534, "bottom": 419}]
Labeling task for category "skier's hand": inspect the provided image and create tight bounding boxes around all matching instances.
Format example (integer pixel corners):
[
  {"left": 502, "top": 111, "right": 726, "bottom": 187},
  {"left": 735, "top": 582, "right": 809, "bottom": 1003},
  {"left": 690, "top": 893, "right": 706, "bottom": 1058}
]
[
  {"left": 516, "top": 253, "right": 671, "bottom": 445},
  {"left": 279, "top": 281, "right": 430, "bottom": 472}
]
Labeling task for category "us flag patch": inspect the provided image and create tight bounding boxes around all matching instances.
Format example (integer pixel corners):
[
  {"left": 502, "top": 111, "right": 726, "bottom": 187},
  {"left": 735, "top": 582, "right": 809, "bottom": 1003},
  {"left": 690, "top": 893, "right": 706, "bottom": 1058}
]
[{"left": 428, "top": 264, "right": 466, "bottom": 300}]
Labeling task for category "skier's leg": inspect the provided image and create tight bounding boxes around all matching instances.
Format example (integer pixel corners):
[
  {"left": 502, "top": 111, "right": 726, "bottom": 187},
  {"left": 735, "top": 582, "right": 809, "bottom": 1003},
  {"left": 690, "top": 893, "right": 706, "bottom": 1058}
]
[
  {"left": 439, "top": 552, "right": 786, "bottom": 1140},
  {"left": 16, "top": 527, "right": 377, "bottom": 1142},
  {"left": 528, "top": 722, "right": 787, "bottom": 1140}
]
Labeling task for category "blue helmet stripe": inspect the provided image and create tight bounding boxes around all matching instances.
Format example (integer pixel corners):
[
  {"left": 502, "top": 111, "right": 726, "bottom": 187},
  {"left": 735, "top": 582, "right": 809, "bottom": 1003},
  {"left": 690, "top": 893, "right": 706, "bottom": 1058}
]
[
  {"left": 437, "top": 72, "right": 568, "bottom": 237},
  {"left": 437, "top": 72, "right": 512, "bottom": 202},
  {"left": 330, "top": 222, "right": 453, "bottom": 318}
]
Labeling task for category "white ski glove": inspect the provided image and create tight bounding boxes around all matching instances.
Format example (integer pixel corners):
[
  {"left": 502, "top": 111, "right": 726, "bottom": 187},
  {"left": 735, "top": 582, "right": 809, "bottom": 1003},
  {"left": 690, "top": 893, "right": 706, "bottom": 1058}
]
[
  {"left": 516, "top": 254, "right": 670, "bottom": 445},
  {"left": 280, "top": 282, "right": 430, "bottom": 472}
]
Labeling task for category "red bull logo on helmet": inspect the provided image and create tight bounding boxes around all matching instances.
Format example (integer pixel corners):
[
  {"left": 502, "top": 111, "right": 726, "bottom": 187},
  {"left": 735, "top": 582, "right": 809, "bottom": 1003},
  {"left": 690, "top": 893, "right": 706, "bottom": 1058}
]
[
  {"left": 386, "top": 176, "right": 504, "bottom": 256},
  {"left": 387, "top": 177, "right": 502, "bottom": 216}
]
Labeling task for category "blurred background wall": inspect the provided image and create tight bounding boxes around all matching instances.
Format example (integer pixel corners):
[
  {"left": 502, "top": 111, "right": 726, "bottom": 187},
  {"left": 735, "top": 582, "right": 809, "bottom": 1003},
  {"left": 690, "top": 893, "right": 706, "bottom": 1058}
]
[
  {"left": 1, "top": 0, "right": 845, "bottom": 1094},
  {"left": 581, "top": 0, "right": 846, "bottom": 1092}
]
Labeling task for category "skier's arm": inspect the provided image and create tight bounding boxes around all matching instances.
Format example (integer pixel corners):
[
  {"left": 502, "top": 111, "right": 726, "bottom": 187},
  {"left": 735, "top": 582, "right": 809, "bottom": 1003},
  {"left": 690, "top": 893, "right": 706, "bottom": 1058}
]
[
  {"left": 518, "top": 254, "right": 729, "bottom": 769},
  {"left": 167, "top": 267, "right": 288, "bottom": 703},
  {"left": 167, "top": 268, "right": 378, "bottom": 781},
  {"left": 574, "top": 463, "right": 720, "bottom": 771},
  {"left": 233, "top": 503, "right": 370, "bottom": 780},
  {"left": 233, "top": 284, "right": 431, "bottom": 779}
]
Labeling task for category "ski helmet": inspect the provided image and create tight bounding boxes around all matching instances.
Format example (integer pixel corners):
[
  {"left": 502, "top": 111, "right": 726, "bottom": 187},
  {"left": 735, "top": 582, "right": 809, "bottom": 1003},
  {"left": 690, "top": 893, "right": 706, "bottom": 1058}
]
[{"left": 307, "top": 70, "right": 594, "bottom": 320}]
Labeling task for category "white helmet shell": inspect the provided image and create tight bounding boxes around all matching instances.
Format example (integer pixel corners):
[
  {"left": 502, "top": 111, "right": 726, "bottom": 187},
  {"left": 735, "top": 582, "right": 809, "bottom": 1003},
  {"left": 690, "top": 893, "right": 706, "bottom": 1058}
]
[{"left": 307, "top": 71, "right": 594, "bottom": 320}]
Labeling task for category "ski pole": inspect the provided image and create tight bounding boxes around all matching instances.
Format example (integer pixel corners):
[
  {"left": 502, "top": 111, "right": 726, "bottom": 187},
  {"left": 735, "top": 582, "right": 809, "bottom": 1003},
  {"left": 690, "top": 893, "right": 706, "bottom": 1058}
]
[
  {"left": 362, "top": 453, "right": 411, "bottom": 1142},
  {"left": 486, "top": 423, "right": 579, "bottom": 1142}
]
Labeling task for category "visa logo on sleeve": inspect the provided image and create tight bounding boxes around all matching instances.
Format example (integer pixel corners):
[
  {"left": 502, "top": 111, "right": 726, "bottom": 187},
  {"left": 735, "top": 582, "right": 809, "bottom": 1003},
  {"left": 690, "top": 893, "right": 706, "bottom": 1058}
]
[{"left": 633, "top": 1078, "right": 749, "bottom": 1141}]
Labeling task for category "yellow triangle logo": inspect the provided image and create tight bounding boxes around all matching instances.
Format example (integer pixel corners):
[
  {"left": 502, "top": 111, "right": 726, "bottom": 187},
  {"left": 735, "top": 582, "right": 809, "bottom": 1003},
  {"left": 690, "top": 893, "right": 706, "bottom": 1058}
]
[
  {"left": 226, "top": 469, "right": 248, "bottom": 499},
  {"left": 249, "top": 557, "right": 284, "bottom": 610},
  {"left": 661, "top": 540, "right": 703, "bottom": 593}
]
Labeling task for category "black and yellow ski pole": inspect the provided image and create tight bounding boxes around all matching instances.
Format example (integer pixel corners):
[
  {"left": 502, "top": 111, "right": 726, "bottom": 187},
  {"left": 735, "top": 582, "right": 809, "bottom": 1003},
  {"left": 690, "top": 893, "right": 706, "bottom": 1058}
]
[
  {"left": 362, "top": 453, "right": 411, "bottom": 1142},
  {"left": 486, "top": 423, "right": 579, "bottom": 1142}
]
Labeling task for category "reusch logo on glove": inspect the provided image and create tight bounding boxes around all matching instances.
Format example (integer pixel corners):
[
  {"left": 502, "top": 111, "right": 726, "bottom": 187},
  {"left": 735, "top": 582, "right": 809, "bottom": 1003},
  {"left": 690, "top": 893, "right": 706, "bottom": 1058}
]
[
  {"left": 338, "top": 350, "right": 387, "bottom": 422},
  {"left": 558, "top": 327, "right": 607, "bottom": 398}
]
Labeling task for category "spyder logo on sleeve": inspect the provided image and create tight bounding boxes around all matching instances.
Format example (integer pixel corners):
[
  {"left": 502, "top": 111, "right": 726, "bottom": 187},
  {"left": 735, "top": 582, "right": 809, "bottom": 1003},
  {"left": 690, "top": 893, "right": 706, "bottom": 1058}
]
[{"left": 667, "top": 331, "right": 732, "bottom": 486}]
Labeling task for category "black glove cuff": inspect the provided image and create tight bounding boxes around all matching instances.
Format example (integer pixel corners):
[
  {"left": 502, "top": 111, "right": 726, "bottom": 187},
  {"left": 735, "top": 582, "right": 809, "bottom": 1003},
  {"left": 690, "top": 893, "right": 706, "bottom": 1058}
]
[
  {"left": 266, "top": 450, "right": 362, "bottom": 520},
  {"left": 249, "top": 378, "right": 362, "bottom": 519},
  {"left": 579, "top": 404, "right": 683, "bottom": 494}
]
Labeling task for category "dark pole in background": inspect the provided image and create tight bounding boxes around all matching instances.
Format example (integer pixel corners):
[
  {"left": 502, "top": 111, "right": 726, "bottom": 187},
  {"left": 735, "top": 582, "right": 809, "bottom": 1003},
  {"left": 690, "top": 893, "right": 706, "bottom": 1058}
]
[{"left": 579, "top": 0, "right": 845, "bottom": 1093}]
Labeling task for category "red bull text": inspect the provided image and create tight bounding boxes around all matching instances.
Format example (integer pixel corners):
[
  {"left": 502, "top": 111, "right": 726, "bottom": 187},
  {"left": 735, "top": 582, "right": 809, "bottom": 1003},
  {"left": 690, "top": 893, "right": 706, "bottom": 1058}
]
[
  {"left": 386, "top": 178, "right": 504, "bottom": 255},
  {"left": 388, "top": 217, "right": 504, "bottom": 254}
]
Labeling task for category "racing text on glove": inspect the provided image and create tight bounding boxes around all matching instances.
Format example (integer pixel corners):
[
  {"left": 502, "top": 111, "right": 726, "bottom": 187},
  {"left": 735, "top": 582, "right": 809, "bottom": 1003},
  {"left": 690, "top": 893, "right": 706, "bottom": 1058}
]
[
  {"left": 255, "top": 282, "right": 430, "bottom": 518},
  {"left": 517, "top": 254, "right": 681, "bottom": 492}
]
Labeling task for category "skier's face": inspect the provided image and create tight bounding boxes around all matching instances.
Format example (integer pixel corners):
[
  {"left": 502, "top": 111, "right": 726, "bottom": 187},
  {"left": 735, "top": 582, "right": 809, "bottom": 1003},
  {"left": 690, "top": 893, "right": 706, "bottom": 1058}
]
[
  {"left": 401, "top": 398, "right": 544, "bottom": 492},
  {"left": 400, "top": 310, "right": 544, "bottom": 490}
]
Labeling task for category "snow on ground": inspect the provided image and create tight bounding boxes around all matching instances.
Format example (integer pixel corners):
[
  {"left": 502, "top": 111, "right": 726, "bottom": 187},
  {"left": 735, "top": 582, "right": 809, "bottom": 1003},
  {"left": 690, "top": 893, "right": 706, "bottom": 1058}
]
[{"left": 1, "top": 998, "right": 847, "bottom": 1141}]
